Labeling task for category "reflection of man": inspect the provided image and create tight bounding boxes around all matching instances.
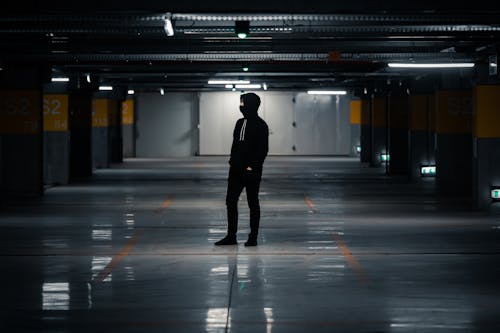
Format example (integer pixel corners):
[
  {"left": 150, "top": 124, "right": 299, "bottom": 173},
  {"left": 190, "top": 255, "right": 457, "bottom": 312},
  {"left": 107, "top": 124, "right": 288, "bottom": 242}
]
[{"left": 215, "top": 93, "right": 269, "bottom": 247}]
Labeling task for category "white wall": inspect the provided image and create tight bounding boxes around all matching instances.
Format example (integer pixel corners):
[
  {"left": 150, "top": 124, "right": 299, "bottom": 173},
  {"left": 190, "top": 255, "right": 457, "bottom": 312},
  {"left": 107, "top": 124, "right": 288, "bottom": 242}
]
[
  {"left": 136, "top": 92, "right": 197, "bottom": 157},
  {"left": 199, "top": 91, "right": 351, "bottom": 155}
]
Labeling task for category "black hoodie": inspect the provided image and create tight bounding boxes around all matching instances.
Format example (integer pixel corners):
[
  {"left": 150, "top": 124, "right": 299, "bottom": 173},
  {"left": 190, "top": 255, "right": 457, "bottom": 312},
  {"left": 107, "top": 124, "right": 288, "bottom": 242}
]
[{"left": 229, "top": 93, "right": 269, "bottom": 172}]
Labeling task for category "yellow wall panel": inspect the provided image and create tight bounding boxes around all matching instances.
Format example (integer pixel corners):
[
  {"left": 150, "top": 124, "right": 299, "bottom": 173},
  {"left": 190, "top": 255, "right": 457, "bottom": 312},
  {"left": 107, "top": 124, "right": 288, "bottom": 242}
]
[
  {"left": 474, "top": 86, "right": 500, "bottom": 138},
  {"left": 349, "top": 100, "right": 361, "bottom": 125}
]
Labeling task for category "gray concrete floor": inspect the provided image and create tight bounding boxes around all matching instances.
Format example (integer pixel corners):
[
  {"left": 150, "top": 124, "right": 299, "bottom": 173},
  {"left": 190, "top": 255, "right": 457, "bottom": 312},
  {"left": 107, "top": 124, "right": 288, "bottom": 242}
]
[{"left": 1, "top": 156, "right": 500, "bottom": 332}]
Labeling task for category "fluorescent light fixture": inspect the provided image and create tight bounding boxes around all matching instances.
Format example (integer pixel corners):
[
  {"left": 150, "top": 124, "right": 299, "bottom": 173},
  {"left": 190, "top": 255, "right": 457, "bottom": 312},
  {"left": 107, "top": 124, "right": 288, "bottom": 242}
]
[
  {"left": 491, "top": 188, "right": 500, "bottom": 200},
  {"left": 99, "top": 86, "right": 113, "bottom": 91},
  {"left": 388, "top": 63, "right": 475, "bottom": 68},
  {"left": 86, "top": 74, "right": 91, "bottom": 83},
  {"left": 356, "top": 145, "right": 361, "bottom": 153},
  {"left": 127, "top": 89, "right": 135, "bottom": 95},
  {"left": 381, "top": 154, "right": 390, "bottom": 162},
  {"left": 51, "top": 77, "right": 69, "bottom": 82},
  {"left": 164, "top": 13, "right": 174, "bottom": 36},
  {"left": 235, "top": 84, "right": 261, "bottom": 89},
  {"left": 225, "top": 84, "right": 234, "bottom": 88},
  {"left": 160, "top": 88, "right": 165, "bottom": 95},
  {"left": 263, "top": 83, "right": 268, "bottom": 91},
  {"left": 420, "top": 165, "right": 437, "bottom": 177},
  {"left": 208, "top": 80, "right": 250, "bottom": 85},
  {"left": 242, "top": 66, "right": 249, "bottom": 72},
  {"left": 307, "top": 90, "right": 347, "bottom": 95}
]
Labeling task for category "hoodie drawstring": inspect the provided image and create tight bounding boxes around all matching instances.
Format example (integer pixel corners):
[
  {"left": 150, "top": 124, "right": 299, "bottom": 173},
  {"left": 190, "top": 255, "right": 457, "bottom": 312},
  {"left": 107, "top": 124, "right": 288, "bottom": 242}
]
[{"left": 239, "top": 119, "right": 247, "bottom": 141}]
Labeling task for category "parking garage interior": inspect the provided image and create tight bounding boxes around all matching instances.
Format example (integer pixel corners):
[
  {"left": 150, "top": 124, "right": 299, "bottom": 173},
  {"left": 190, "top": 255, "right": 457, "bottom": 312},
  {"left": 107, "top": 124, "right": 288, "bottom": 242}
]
[{"left": 1, "top": 1, "right": 500, "bottom": 332}]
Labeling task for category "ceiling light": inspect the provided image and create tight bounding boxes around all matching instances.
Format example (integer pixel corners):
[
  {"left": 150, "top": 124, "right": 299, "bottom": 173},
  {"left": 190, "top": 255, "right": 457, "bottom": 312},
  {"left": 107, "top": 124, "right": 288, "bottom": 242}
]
[
  {"left": 127, "top": 90, "right": 135, "bottom": 95},
  {"left": 235, "top": 21, "right": 250, "bottom": 39},
  {"left": 242, "top": 65, "right": 249, "bottom": 72},
  {"left": 225, "top": 84, "right": 234, "bottom": 88},
  {"left": 86, "top": 74, "right": 91, "bottom": 83},
  {"left": 307, "top": 90, "right": 347, "bottom": 95},
  {"left": 51, "top": 77, "right": 69, "bottom": 82},
  {"left": 263, "top": 83, "right": 268, "bottom": 90},
  {"left": 160, "top": 88, "right": 165, "bottom": 95},
  {"left": 99, "top": 86, "right": 113, "bottom": 91},
  {"left": 164, "top": 13, "right": 174, "bottom": 36},
  {"left": 388, "top": 63, "right": 475, "bottom": 68},
  {"left": 235, "top": 84, "right": 261, "bottom": 89},
  {"left": 208, "top": 80, "right": 251, "bottom": 85}
]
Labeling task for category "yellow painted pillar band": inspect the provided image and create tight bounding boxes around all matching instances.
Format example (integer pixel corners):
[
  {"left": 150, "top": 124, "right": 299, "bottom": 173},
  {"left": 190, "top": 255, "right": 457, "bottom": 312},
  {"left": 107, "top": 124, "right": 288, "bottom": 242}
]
[
  {"left": 360, "top": 99, "right": 370, "bottom": 125},
  {"left": 410, "top": 95, "right": 431, "bottom": 132},
  {"left": 372, "top": 97, "right": 387, "bottom": 127},
  {"left": 122, "top": 100, "right": 134, "bottom": 125},
  {"left": 389, "top": 95, "right": 408, "bottom": 129},
  {"left": 43, "top": 94, "right": 68, "bottom": 132},
  {"left": 0, "top": 90, "right": 41, "bottom": 134},
  {"left": 474, "top": 86, "right": 500, "bottom": 138},
  {"left": 92, "top": 99, "right": 109, "bottom": 128},
  {"left": 435, "top": 90, "right": 472, "bottom": 134}
]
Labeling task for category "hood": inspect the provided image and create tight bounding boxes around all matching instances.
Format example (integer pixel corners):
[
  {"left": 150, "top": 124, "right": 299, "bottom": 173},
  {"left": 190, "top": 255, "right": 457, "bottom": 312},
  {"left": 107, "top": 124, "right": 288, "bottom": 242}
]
[{"left": 240, "top": 93, "right": 261, "bottom": 118}]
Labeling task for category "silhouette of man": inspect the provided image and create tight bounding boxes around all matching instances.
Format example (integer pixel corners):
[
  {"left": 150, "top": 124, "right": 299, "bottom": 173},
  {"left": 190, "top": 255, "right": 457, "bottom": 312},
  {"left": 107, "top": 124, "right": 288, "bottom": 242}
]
[{"left": 215, "top": 93, "right": 269, "bottom": 246}]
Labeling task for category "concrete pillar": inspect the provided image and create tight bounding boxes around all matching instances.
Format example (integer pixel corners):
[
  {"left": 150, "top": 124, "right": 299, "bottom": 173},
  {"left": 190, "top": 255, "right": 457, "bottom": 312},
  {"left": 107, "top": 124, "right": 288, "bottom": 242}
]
[
  {"left": 69, "top": 91, "right": 92, "bottom": 179},
  {"left": 473, "top": 85, "right": 500, "bottom": 210},
  {"left": 92, "top": 98, "right": 111, "bottom": 168},
  {"left": 349, "top": 99, "right": 361, "bottom": 157},
  {"left": 435, "top": 90, "right": 473, "bottom": 195},
  {"left": 122, "top": 99, "right": 135, "bottom": 158},
  {"left": 92, "top": 98, "right": 122, "bottom": 168},
  {"left": 0, "top": 66, "right": 43, "bottom": 198},
  {"left": 108, "top": 99, "right": 122, "bottom": 164},
  {"left": 409, "top": 94, "right": 436, "bottom": 179},
  {"left": 370, "top": 96, "right": 388, "bottom": 168},
  {"left": 360, "top": 98, "right": 371, "bottom": 163},
  {"left": 388, "top": 94, "right": 409, "bottom": 175},
  {"left": 43, "top": 94, "right": 70, "bottom": 185}
]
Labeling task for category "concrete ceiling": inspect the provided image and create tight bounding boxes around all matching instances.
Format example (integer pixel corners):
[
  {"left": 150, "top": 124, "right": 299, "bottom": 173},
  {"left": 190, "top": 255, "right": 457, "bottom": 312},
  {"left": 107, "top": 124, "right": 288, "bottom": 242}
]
[{"left": 1, "top": 1, "right": 500, "bottom": 92}]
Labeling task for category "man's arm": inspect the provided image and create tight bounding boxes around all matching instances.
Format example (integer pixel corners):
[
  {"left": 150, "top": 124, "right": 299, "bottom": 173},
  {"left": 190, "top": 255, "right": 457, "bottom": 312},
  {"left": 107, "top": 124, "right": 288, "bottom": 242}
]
[{"left": 249, "top": 123, "right": 269, "bottom": 170}]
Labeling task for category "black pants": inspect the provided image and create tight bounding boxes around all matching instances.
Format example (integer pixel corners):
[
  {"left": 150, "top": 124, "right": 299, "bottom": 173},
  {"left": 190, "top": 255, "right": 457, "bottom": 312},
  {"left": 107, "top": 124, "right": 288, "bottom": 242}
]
[{"left": 226, "top": 167, "right": 262, "bottom": 238}]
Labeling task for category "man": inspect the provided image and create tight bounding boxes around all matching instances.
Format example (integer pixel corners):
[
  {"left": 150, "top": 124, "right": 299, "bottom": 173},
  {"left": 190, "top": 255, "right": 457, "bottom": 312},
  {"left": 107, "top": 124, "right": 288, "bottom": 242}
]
[{"left": 215, "top": 93, "right": 269, "bottom": 247}]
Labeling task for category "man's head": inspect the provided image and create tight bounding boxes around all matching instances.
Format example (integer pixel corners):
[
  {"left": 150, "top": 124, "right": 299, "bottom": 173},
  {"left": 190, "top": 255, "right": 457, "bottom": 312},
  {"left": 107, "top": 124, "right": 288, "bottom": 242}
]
[{"left": 239, "top": 93, "right": 261, "bottom": 118}]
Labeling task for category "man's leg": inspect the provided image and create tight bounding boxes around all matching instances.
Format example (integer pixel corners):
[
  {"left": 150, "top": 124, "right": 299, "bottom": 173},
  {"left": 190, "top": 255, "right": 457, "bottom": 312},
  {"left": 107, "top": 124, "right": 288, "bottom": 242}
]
[
  {"left": 245, "top": 171, "right": 261, "bottom": 246},
  {"left": 215, "top": 168, "right": 244, "bottom": 245}
]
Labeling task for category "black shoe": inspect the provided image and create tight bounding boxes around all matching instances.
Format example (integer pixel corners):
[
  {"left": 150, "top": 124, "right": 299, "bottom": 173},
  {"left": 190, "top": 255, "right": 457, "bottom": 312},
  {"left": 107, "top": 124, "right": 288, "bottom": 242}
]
[
  {"left": 244, "top": 238, "right": 258, "bottom": 247},
  {"left": 215, "top": 236, "right": 237, "bottom": 246}
]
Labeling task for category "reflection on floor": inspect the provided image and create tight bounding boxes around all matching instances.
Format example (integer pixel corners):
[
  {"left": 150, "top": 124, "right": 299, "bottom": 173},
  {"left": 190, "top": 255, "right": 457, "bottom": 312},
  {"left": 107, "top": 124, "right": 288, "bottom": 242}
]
[{"left": 1, "top": 156, "right": 500, "bottom": 332}]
